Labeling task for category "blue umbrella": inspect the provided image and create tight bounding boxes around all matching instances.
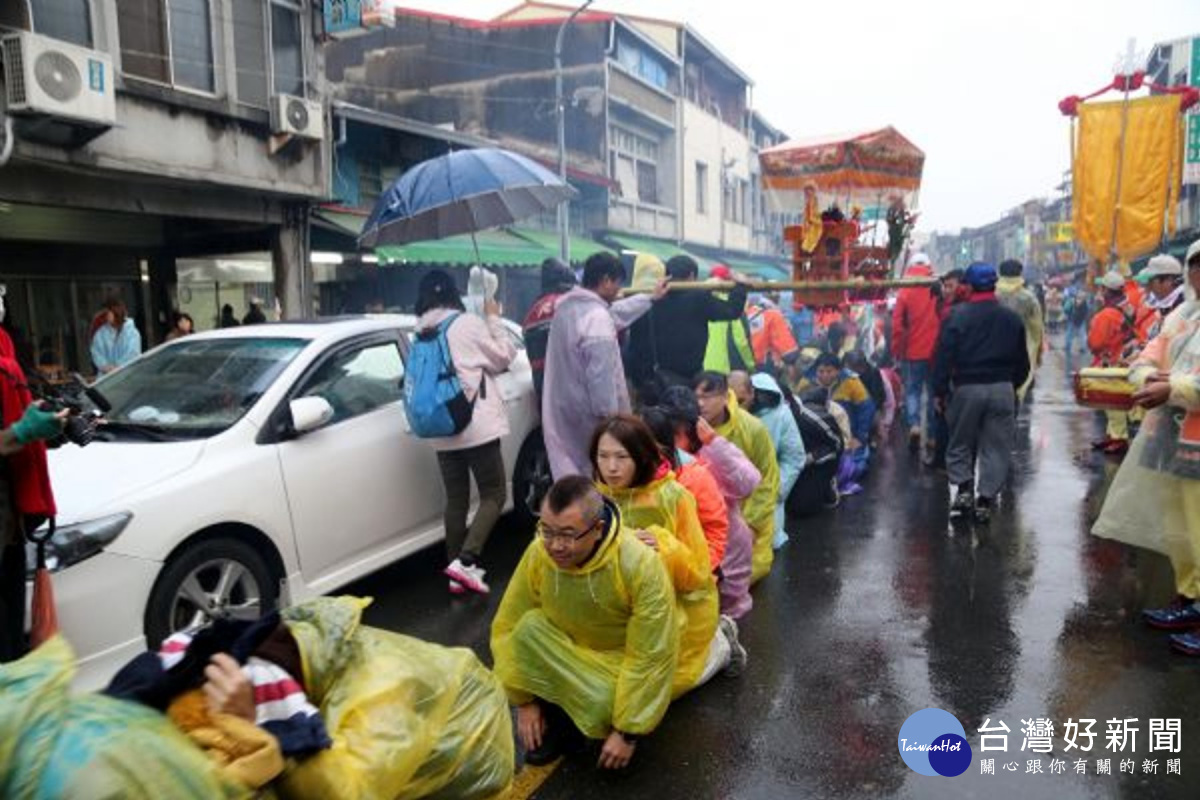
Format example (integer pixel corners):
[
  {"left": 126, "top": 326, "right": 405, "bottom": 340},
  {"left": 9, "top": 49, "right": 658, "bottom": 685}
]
[{"left": 357, "top": 148, "right": 577, "bottom": 252}]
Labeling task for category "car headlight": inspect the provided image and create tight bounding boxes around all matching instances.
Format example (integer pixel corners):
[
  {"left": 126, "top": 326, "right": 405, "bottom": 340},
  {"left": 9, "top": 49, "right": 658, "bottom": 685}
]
[{"left": 25, "top": 512, "right": 133, "bottom": 577}]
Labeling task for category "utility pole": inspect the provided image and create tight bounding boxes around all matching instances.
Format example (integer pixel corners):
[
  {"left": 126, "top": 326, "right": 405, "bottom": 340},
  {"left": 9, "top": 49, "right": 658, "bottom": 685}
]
[{"left": 555, "top": 0, "right": 594, "bottom": 263}]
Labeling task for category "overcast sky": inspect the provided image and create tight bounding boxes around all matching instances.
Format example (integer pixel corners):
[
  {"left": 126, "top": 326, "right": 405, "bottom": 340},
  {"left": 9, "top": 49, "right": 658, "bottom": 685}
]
[{"left": 389, "top": 1, "right": 1196, "bottom": 233}]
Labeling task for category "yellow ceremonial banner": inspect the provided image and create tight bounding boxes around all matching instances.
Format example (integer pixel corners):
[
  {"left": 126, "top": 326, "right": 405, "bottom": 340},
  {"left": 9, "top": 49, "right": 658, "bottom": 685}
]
[{"left": 1072, "top": 94, "right": 1184, "bottom": 263}]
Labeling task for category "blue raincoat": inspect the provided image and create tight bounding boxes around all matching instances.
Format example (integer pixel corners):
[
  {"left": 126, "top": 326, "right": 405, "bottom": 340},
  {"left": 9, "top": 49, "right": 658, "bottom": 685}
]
[{"left": 751, "top": 373, "right": 806, "bottom": 546}]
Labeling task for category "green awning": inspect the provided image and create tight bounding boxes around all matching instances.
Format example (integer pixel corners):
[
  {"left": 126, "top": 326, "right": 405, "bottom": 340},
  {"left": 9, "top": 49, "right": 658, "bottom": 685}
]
[
  {"left": 604, "top": 233, "right": 789, "bottom": 280},
  {"left": 510, "top": 228, "right": 614, "bottom": 264},
  {"left": 605, "top": 233, "right": 699, "bottom": 265},
  {"left": 375, "top": 229, "right": 549, "bottom": 268},
  {"left": 725, "top": 257, "right": 791, "bottom": 281}
]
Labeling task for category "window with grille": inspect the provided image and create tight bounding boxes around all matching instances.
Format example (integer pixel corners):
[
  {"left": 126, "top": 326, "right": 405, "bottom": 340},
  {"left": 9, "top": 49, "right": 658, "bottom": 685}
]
[
  {"left": 609, "top": 123, "right": 661, "bottom": 206},
  {"left": 117, "top": 0, "right": 214, "bottom": 93},
  {"left": 29, "top": 0, "right": 92, "bottom": 47}
]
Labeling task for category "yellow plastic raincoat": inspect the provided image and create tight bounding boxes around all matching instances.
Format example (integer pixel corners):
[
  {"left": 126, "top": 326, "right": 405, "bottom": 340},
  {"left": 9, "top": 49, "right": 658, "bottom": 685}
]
[
  {"left": 278, "top": 597, "right": 514, "bottom": 800},
  {"left": 0, "top": 636, "right": 248, "bottom": 800},
  {"left": 599, "top": 473, "right": 719, "bottom": 697},
  {"left": 1093, "top": 291, "right": 1200, "bottom": 598},
  {"left": 997, "top": 275, "right": 1045, "bottom": 401},
  {"left": 715, "top": 391, "right": 781, "bottom": 582},
  {"left": 490, "top": 505, "right": 679, "bottom": 738}
]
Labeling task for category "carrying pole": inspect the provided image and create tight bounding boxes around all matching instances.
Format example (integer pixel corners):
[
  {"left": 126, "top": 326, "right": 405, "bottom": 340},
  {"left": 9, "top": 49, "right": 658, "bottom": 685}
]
[{"left": 621, "top": 277, "right": 937, "bottom": 296}]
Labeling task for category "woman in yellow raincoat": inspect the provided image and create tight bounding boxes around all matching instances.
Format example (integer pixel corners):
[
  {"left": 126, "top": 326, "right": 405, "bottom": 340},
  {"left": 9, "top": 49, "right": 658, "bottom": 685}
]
[
  {"left": 591, "top": 415, "right": 746, "bottom": 695},
  {"left": 1093, "top": 240, "right": 1200, "bottom": 657},
  {"left": 694, "top": 372, "right": 781, "bottom": 583}
]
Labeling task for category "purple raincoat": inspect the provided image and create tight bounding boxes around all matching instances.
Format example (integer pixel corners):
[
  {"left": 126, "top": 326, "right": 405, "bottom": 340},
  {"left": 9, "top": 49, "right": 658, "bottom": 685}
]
[
  {"left": 698, "top": 436, "right": 761, "bottom": 619},
  {"left": 542, "top": 287, "right": 651, "bottom": 479}
]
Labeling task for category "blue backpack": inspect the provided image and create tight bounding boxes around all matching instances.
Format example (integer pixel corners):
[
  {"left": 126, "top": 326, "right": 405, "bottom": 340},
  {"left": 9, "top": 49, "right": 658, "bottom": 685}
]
[{"left": 404, "top": 313, "right": 478, "bottom": 437}]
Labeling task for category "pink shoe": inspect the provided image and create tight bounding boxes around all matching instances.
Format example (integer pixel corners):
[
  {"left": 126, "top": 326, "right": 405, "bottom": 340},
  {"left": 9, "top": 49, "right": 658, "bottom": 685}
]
[
  {"left": 448, "top": 579, "right": 467, "bottom": 596},
  {"left": 444, "top": 558, "right": 490, "bottom": 594}
]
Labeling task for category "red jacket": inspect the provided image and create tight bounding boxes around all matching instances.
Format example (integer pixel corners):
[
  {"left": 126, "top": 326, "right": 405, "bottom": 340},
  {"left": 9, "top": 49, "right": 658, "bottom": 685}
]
[
  {"left": 0, "top": 329, "right": 56, "bottom": 517},
  {"left": 892, "top": 265, "right": 941, "bottom": 361}
]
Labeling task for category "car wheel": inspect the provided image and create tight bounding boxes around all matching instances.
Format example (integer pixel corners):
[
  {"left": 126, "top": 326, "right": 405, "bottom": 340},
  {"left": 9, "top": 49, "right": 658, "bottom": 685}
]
[
  {"left": 145, "top": 537, "right": 279, "bottom": 648},
  {"left": 512, "top": 431, "right": 551, "bottom": 528}
]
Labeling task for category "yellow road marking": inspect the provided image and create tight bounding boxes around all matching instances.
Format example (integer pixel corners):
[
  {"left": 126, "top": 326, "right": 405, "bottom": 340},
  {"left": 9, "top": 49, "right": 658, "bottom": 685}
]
[{"left": 504, "top": 758, "right": 563, "bottom": 799}]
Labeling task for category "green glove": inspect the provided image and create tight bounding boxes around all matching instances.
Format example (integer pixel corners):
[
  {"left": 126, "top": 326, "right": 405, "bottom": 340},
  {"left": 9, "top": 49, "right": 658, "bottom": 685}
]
[{"left": 11, "top": 404, "right": 63, "bottom": 445}]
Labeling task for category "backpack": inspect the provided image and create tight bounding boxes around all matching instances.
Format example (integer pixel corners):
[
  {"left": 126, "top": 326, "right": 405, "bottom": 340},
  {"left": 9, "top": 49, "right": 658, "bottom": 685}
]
[{"left": 403, "top": 313, "right": 479, "bottom": 438}]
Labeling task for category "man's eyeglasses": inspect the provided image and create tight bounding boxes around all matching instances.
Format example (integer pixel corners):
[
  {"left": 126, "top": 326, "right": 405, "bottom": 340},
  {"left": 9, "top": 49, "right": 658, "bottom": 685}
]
[{"left": 537, "top": 516, "right": 603, "bottom": 545}]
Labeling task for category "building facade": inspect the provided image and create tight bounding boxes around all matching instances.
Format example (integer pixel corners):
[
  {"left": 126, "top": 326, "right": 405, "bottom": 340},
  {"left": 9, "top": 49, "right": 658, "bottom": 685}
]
[
  {"left": 325, "top": 2, "right": 788, "bottom": 270},
  {"left": 0, "top": 0, "right": 330, "bottom": 373}
]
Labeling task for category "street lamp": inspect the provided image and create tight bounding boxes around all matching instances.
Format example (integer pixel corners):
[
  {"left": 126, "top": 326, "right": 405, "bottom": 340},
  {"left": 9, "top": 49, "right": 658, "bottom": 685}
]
[{"left": 555, "top": 0, "right": 594, "bottom": 263}]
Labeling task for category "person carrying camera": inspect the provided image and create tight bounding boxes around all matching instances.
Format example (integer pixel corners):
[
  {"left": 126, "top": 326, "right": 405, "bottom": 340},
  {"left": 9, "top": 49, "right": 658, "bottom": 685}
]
[{"left": 0, "top": 327, "right": 65, "bottom": 663}]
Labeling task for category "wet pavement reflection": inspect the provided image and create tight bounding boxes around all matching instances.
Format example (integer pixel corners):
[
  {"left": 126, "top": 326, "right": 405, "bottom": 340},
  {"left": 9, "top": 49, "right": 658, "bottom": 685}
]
[{"left": 345, "top": 341, "right": 1198, "bottom": 799}]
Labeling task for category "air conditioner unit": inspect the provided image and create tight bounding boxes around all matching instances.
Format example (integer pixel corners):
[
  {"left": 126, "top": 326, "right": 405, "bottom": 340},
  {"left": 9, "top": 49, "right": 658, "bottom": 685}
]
[
  {"left": 272, "top": 94, "right": 324, "bottom": 141},
  {"left": 1, "top": 31, "right": 115, "bottom": 130}
]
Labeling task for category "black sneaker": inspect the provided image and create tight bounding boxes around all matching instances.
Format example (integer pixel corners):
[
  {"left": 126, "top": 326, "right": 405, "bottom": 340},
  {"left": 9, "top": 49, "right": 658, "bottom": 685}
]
[
  {"left": 950, "top": 485, "right": 974, "bottom": 518},
  {"left": 973, "top": 497, "right": 993, "bottom": 524}
]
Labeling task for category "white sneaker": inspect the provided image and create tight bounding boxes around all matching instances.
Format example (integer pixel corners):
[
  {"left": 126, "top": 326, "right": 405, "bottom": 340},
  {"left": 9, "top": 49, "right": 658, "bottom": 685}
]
[
  {"left": 444, "top": 558, "right": 490, "bottom": 594},
  {"left": 448, "top": 579, "right": 467, "bottom": 596},
  {"left": 719, "top": 614, "right": 747, "bottom": 677}
]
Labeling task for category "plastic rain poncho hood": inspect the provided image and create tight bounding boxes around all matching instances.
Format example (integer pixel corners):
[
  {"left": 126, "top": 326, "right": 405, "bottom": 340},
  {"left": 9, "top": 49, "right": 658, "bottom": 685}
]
[{"left": 751, "top": 373, "right": 807, "bottom": 539}]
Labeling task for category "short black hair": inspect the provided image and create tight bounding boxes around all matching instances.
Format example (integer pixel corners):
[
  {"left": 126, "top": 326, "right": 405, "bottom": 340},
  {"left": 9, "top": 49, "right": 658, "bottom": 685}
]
[
  {"left": 693, "top": 371, "right": 728, "bottom": 394},
  {"left": 543, "top": 475, "right": 603, "bottom": 520},
  {"left": 998, "top": 259, "right": 1024, "bottom": 278},
  {"left": 942, "top": 268, "right": 965, "bottom": 281},
  {"left": 665, "top": 255, "right": 699, "bottom": 281},
  {"left": 658, "top": 388, "right": 702, "bottom": 453},
  {"left": 582, "top": 252, "right": 625, "bottom": 289},
  {"left": 639, "top": 406, "right": 679, "bottom": 470},
  {"left": 843, "top": 350, "right": 869, "bottom": 371},
  {"left": 415, "top": 269, "right": 465, "bottom": 315},
  {"left": 540, "top": 257, "right": 576, "bottom": 294},
  {"left": 815, "top": 352, "right": 842, "bottom": 370}
]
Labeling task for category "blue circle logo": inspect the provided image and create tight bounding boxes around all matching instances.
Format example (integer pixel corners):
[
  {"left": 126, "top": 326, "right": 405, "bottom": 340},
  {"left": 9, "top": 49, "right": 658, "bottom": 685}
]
[{"left": 898, "top": 708, "right": 972, "bottom": 777}]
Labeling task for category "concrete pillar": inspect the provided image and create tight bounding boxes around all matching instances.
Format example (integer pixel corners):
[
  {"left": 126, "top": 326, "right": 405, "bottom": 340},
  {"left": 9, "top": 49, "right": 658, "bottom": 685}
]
[
  {"left": 147, "top": 253, "right": 177, "bottom": 345},
  {"left": 272, "top": 203, "right": 312, "bottom": 320}
]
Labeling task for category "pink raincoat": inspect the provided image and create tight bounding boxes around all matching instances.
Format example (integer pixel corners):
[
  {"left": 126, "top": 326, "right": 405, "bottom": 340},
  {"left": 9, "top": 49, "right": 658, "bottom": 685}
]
[
  {"left": 542, "top": 287, "right": 651, "bottom": 478},
  {"left": 697, "top": 436, "right": 761, "bottom": 620}
]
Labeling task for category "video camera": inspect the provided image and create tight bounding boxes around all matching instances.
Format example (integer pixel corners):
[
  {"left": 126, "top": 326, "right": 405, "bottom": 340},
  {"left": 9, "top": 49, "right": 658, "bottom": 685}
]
[{"left": 31, "top": 373, "right": 111, "bottom": 448}]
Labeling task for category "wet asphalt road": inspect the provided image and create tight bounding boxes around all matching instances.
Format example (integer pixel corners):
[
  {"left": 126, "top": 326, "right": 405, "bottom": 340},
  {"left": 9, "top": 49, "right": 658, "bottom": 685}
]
[{"left": 345, "top": 339, "right": 1199, "bottom": 799}]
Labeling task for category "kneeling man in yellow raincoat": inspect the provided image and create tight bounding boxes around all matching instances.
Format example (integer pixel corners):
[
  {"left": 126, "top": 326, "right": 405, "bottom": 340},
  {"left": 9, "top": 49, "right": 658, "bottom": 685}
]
[{"left": 491, "top": 476, "right": 679, "bottom": 770}]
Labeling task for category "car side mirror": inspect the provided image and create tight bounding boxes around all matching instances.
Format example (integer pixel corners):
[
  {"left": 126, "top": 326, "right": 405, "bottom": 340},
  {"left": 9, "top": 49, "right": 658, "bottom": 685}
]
[{"left": 289, "top": 397, "right": 334, "bottom": 435}]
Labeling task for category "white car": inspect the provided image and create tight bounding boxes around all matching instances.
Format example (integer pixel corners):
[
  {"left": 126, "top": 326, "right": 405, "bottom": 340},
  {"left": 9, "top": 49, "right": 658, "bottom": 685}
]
[{"left": 35, "top": 316, "right": 549, "bottom": 689}]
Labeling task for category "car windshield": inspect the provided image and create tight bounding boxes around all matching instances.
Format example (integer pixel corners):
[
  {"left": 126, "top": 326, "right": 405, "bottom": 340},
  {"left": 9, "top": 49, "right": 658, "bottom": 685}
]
[{"left": 93, "top": 337, "right": 309, "bottom": 437}]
